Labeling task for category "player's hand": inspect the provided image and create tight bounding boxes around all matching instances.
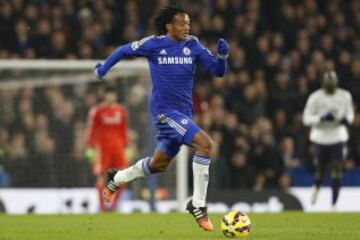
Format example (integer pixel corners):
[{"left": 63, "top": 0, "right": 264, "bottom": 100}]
[
  {"left": 84, "top": 147, "right": 96, "bottom": 162},
  {"left": 320, "top": 112, "right": 336, "bottom": 122},
  {"left": 216, "top": 38, "right": 230, "bottom": 59},
  {"left": 94, "top": 63, "right": 104, "bottom": 80},
  {"left": 339, "top": 118, "right": 349, "bottom": 126}
]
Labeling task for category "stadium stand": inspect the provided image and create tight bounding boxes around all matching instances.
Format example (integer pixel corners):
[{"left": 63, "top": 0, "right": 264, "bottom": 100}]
[{"left": 0, "top": 0, "right": 359, "bottom": 190}]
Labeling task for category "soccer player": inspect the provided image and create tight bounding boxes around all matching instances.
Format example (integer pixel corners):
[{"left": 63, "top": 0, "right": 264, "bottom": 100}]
[
  {"left": 86, "top": 85, "right": 128, "bottom": 212},
  {"left": 94, "top": 6, "right": 229, "bottom": 231},
  {"left": 303, "top": 71, "right": 354, "bottom": 207}
]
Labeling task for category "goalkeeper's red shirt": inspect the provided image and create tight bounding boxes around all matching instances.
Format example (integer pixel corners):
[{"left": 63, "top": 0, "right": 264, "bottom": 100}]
[{"left": 86, "top": 103, "right": 128, "bottom": 173}]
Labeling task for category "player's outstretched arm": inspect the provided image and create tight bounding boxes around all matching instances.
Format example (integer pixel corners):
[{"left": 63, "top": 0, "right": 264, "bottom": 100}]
[
  {"left": 211, "top": 38, "right": 230, "bottom": 77},
  {"left": 94, "top": 36, "right": 154, "bottom": 80},
  {"left": 198, "top": 38, "right": 229, "bottom": 77},
  {"left": 94, "top": 44, "right": 133, "bottom": 80}
]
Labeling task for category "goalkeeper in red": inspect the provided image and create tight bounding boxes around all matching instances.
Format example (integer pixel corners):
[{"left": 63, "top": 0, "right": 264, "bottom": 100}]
[
  {"left": 86, "top": 86, "right": 128, "bottom": 212},
  {"left": 94, "top": 6, "right": 229, "bottom": 231}
]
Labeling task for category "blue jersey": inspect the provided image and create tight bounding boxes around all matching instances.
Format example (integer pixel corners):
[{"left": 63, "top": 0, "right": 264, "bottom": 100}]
[{"left": 98, "top": 35, "right": 226, "bottom": 119}]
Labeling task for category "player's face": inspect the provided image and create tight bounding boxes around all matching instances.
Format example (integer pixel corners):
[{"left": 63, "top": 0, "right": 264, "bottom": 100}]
[
  {"left": 167, "top": 13, "right": 190, "bottom": 41},
  {"left": 104, "top": 91, "right": 117, "bottom": 104},
  {"left": 323, "top": 74, "right": 338, "bottom": 94}
]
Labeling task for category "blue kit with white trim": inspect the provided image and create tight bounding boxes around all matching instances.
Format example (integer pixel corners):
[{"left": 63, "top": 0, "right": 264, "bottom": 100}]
[{"left": 97, "top": 35, "right": 227, "bottom": 157}]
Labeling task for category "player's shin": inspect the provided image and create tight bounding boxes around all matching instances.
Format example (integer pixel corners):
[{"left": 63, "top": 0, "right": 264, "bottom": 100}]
[
  {"left": 113, "top": 157, "right": 152, "bottom": 185},
  {"left": 104, "top": 157, "right": 156, "bottom": 202},
  {"left": 110, "top": 185, "right": 126, "bottom": 210},
  {"left": 315, "top": 165, "right": 326, "bottom": 189},
  {"left": 331, "top": 164, "right": 342, "bottom": 206},
  {"left": 192, "top": 155, "right": 210, "bottom": 208},
  {"left": 311, "top": 165, "right": 326, "bottom": 204},
  {"left": 96, "top": 184, "right": 106, "bottom": 212}
]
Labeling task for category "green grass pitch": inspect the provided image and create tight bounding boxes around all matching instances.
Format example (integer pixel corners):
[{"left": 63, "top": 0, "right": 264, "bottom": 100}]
[{"left": 0, "top": 212, "right": 359, "bottom": 240}]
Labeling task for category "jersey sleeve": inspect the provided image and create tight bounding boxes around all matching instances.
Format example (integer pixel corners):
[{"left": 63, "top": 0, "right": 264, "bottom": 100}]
[
  {"left": 344, "top": 92, "right": 355, "bottom": 124},
  {"left": 128, "top": 36, "right": 155, "bottom": 57},
  {"left": 86, "top": 107, "right": 99, "bottom": 147},
  {"left": 194, "top": 38, "right": 227, "bottom": 77},
  {"left": 120, "top": 106, "right": 128, "bottom": 147},
  {"left": 98, "top": 36, "right": 155, "bottom": 76},
  {"left": 303, "top": 93, "right": 321, "bottom": 126}
]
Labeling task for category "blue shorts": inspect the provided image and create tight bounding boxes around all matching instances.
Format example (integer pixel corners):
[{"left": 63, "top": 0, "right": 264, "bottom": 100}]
[{"left": 154, "top": 110, "right": 201, "bottom": 157}]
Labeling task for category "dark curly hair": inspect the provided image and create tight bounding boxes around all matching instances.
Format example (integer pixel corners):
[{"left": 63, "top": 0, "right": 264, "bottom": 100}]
[{"left": 154, "top": 6, "right": 186, "bottom": 35}]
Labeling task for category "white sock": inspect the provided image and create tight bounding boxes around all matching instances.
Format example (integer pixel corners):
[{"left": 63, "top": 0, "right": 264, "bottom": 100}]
[
  {"left": 114, "top": 157, "right": 151, "bottom": 186},
  {"left": 192, "top": 155, "right": 210, "bottom": 208}
]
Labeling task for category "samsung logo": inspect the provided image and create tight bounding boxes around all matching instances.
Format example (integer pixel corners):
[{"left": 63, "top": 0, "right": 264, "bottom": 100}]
[{"left": 158, "top": 57, "right": 193, "bottom": 65}]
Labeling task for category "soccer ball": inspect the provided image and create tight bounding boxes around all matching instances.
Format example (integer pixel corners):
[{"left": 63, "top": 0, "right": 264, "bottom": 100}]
[{"left": 221, "top": 211, "right": 251, "bottom": 238}]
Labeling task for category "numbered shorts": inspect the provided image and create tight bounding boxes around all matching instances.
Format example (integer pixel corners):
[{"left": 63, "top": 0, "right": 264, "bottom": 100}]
[{"left": 155, "top": 110, "right": 201, "bottom": 157}]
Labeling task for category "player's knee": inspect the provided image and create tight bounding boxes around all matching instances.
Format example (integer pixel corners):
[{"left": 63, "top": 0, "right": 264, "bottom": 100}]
[
  {"left": 331, "top": 163, "right": 342, "bottom": 178},
  {"left": 196, "top": 135, "right": 214, "bottom": 156},
  {"left": 151, "top": 161, "right": 169, "bottom": 172},
  {"left": 149, "top": 159, "right": 171, "bottom": 172}
]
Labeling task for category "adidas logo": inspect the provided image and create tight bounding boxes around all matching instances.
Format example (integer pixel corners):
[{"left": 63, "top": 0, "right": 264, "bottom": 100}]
[{"left": 159, "top": 49, "right": 167, "bottom": 55}]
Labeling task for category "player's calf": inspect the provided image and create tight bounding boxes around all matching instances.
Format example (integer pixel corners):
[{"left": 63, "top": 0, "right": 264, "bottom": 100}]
[
  {"left": 190, "top": 131, "right": 212, "bottom": 220},
  {"left": 331, "top": 161, "right": 342, "bottom": 206},
  {"left": 103, "top": 157, "right": 156, "bottom": 202}
]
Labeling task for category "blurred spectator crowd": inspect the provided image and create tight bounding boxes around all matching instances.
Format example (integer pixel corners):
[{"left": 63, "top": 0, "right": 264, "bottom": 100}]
[{"left": 0, "top": 0, "right": 360, "bottom": 191}]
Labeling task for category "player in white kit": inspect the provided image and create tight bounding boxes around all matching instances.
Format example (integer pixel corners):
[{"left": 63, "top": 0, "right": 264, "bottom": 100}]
[{"left": 303, "top": 71, "right": 354, "bottom": 207}]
